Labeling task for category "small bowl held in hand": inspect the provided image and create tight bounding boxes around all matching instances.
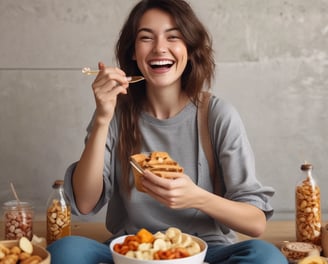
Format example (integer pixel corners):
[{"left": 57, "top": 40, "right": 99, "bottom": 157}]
[{"left": 130, "top": 152, "right": 184, "bottom": 192}]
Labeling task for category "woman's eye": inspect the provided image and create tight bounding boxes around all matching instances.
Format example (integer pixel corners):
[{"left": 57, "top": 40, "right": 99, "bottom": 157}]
[
  {"left": 168, "top": 35, "right": 180, "bottom": 41},
  {"left": 139, "top": 35, "right": 152, "bottom": 41}
]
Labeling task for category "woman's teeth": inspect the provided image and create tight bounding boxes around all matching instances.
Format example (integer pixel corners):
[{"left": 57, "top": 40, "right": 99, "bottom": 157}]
[{"left": 150, "top": 60, "right": 174, "bottom": 68}]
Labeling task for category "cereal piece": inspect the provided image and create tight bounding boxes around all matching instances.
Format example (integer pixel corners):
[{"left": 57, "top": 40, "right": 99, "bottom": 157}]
[
  {"left": 19, "top": 252, "right": 32, "bottom": 261},
  {"left": 2, "top": 253, "right": 19, "bottom": 263},
  {"left": 10, "top": 246, "right": 21, "bottom": 255},
  {"left": 0, "top": 244, "right": 10, "bottom": 255},
  {"left": 20, "top": 255, "right": 42, "bottom": 264}
]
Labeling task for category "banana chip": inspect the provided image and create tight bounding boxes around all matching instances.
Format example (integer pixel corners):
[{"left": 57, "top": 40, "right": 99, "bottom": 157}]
[
  {"left": 186, "top": 240, "right": 201, "bottom": 255},
  {"left": 153, "top": 239, "right": 167, "bottom": 250},
  {"left": 180, "top": 233, "right": 192, "bottom": 248},
  {"left": 165, "top": 227, "right": 183, "bottom": 244}
]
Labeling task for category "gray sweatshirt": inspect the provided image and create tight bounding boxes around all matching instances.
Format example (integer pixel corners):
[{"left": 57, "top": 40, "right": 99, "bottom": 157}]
[{"left": 64, "top": 95, "right": 274, "bottom": 245}]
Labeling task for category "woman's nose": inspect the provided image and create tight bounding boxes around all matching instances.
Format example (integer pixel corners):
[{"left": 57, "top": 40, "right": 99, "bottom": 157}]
[{"left": 153, "top": 38, "right": 167, "bottom": 54}]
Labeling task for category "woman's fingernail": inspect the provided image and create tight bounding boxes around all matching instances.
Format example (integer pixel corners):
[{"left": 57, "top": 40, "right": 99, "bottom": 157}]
[
  {"left": 98, "top": 62, "right": 105, "bottom": 70},
  {"left": 126, "top": 76, "right": 132, "bottom": 82}
]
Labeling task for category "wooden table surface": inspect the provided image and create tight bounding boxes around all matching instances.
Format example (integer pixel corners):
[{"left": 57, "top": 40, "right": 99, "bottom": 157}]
[
  {"left": 1, "top": 221, "right": 112, "bottom": 243},
  {"left": 1, "top": 220, "right": 297, "bottom": 245}
]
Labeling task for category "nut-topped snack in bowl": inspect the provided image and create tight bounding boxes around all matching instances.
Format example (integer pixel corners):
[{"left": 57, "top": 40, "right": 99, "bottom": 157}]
[
  {"left": 0, "top": 237, "right": 50, "bottom": 264},
  {"left": 130, "top": 151, "right": 184, "bottom": 192},
  {"left": 109, "top": 227, "right": 207, "bottom": 264}
]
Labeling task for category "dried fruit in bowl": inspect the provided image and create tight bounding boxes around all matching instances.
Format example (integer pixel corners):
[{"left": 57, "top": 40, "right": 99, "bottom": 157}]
[
  {"left": 137, "top": 228, "right": 154, "bottom": 243},
  {"left": 112, "top": 227, "right": 203, "bottom": 261}
]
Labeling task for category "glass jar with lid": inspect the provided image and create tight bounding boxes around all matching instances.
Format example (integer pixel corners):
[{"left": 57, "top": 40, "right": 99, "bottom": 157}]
[
  {"left": 46, "top": 180, "right": 71, "bottom": 245},
  {"left": 3, "top": 200, "right": 33, "bottom": 240},
  {"left": 295, "top": 162, "right": 321, "bottom": 245}
]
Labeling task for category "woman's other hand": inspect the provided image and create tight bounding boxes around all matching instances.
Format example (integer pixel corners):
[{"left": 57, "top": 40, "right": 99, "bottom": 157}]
[{"left": 141, "top": 170, "right": 201, "bottom": 209}]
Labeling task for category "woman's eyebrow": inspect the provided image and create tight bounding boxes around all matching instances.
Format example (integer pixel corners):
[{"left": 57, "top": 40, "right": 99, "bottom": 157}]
[{"left": 137, "top": 27, "right": 180, "bottom": 34}]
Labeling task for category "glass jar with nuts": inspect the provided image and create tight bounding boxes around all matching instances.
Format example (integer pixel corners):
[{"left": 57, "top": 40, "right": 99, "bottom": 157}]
[
  {"left": 295, "top": 162, "right": 321, "bottom": 245},
  {"left": 3, "top": 200, "right": 33, "bottom": 240},
  {"left": 46, "top": 180, "right": 71, "bottom": 245}
]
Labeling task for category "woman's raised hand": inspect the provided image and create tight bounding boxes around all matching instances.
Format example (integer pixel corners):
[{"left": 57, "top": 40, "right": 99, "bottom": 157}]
[{"left": 91, "top": 62, "right": 130, "bottom": 125}]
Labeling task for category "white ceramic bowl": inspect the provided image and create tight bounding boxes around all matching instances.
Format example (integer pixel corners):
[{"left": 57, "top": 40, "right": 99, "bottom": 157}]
[{"left": 109, "top": 234, "right": 207, "bottom": 264}]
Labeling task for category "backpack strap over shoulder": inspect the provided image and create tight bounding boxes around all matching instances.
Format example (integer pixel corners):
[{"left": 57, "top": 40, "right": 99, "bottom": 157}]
[{"left": 198, "top": 91, "right": 221, "bottom": 194}]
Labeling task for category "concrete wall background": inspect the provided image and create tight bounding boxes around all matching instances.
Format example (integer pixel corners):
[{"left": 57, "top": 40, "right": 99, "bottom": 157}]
[{"left": 1, "top": 0, "right": 327, "bottom": 222}]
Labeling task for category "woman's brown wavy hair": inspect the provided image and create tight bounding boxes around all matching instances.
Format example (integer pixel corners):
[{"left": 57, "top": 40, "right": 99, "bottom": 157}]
[{"left": 115, "top": 0, "right": 215, "bottom": 193}]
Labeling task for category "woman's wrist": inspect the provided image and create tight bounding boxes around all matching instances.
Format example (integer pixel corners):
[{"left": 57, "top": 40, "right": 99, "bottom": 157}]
[
  {"left": 192, "top": 187, "right": 216, "bottom": 210},
  {"left": 93, "top": 113, "right": 112, "bottom": 127}
]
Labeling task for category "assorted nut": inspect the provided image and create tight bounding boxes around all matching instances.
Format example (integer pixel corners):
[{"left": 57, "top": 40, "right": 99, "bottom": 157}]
[
  {"left": 3, "top": 202, "right": 33, "bottom": 241},
  {"left": 46, "top": 199, "right": 71, "bottom": 244},
  {"left": 295, "top": 176, "right": 321, "bottom": 245}
]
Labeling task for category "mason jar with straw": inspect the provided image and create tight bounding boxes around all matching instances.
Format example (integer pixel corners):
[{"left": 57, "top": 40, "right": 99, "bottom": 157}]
[{"left": 3, "top": 183, "right": 34, "bottom": 240}]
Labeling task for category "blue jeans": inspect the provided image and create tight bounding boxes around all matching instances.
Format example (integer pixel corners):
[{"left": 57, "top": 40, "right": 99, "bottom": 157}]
[{"left": 47, "top": 236, "right": 288, "bottom": 264}]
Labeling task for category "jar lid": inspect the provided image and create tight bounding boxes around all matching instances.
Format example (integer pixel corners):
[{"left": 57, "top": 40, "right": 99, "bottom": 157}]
[
  {"left": 3, "top": 200, "right": 32, "bottom": 209},
  {"left": 52, "top": 180, "right": 64, "bottom": 188},
  {"left": 301, "top": 162, "right": 313, "bottom": 171}
]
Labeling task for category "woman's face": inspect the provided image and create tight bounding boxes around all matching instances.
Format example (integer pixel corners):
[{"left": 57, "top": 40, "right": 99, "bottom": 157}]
[{"left": 134, "top": 8, "right": 188, "bottom": 89}]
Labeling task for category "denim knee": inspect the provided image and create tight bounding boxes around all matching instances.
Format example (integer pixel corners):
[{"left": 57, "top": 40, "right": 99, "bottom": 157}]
[
  {"left": 47, "top": 236, "right": 113, "bottom": 264},
  {"left": 243, "top": 240, "right": 288, "bottom": 264},
  {"left": 206, "top": 239, "right": 288, "bottom": 264}
]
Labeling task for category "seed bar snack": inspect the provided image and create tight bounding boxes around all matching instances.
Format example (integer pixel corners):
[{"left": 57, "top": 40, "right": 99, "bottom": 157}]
[
  {"left": 281, "top": 241, "right": 322, "bottom": 262},
  {"left": 131, "top": 151, "right": 184, "bottom": 192}
]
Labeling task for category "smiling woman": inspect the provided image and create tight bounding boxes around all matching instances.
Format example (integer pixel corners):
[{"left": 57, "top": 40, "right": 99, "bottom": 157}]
[{"left": 45, "top": 1, "right": 288, "bottom": 264}]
